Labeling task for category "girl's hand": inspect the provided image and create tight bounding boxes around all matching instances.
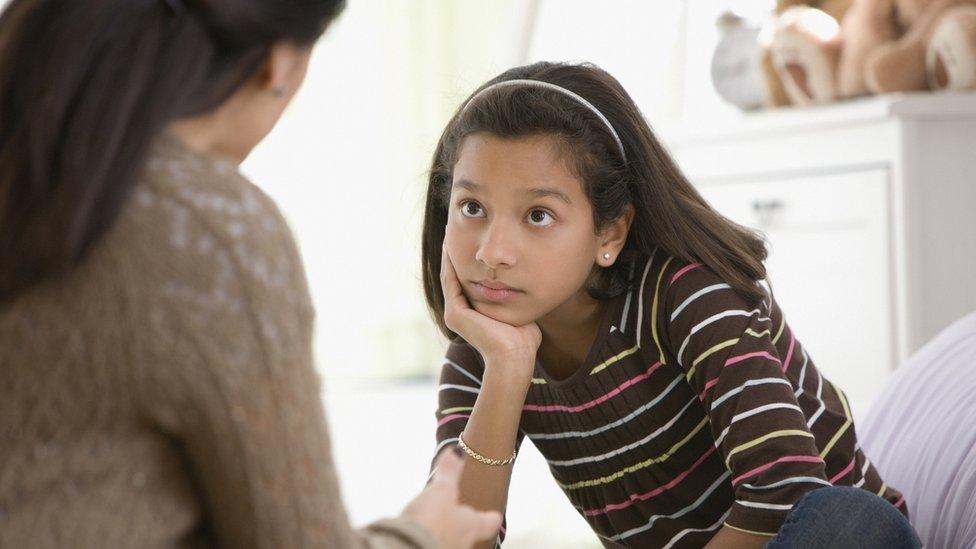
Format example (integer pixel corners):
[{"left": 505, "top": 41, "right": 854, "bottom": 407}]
[
  {"left": 440, "top": 243, "right": 541, "bottom": 377},
  {"left": 402, "top": 449, "right": 503, "bottom": 549}
]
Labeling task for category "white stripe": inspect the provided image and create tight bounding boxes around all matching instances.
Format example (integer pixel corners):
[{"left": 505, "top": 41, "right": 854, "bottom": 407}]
[
  {"left": 758, "top": 279, "right": 772, "bottom": 311},
  {"left": 737, "top": 500, "right": 794, "bottom": 511},
  {"left": 619, "top": 262, "right": 637, "bottom": 333},
  {"left": 794, "top": 349, "right": 811, "bottom": 398},
  {"left": 670, "top": 283, "right": 732, "bottom": 322},
  {"left": 433, "top": 437, "right": 459, "bottom": 456},
  {"left": 711, "top": 378, "right": 792, "bottom": 412},
  {"left": 546, "top": 397, "right": 698, "bottom": 466},
  {"left": 427, "top": 437, "right": 461, "bottom": 481},
  {"left": 677, "top": 309, "right": 766, "bottom": 367},
  {"left": 445, "top": 359, "right": 482, "bottom": 387},
  {"left": 742, "top": 476, "right": 832, "bottom": 491},
  {"left": 524, "top": 375, "right": 685, "bottom": 440},
  {"left": 612, "top": 471, "right": 732, "bottom": 541},
  {"left": 662, "top": 510, "right": 730, "bottom": 549},
  {"left": 854, "top": 444, "right": 871, "bottom": 488},
  {"left": 714, "top": 402, "right": 804, "bottom": 446},
  {"left": 438, "top": 384, "right": 480, "bottom": 395},
  {"left": 806, "top": 368, "right": 826, "bottom": 428},
  {"left": 634, "top": 253, "right": 655, "bottom": 348}
]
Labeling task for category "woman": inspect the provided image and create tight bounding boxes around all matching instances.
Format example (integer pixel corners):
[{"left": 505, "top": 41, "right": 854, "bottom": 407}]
[{"left": 0, "top": 1, "right": 498, "bottom": 547}]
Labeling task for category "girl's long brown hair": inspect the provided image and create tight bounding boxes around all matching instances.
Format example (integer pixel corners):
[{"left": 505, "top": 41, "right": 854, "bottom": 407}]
[{"left": 421, "top": 62, "right": 768, "bottom": 338}]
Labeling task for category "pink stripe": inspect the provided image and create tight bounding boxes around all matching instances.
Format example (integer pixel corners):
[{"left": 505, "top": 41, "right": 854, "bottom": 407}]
[
  {"left": 782, "top": 332, "right": 796, "bottom": 373},
  {"left": 437, "top": 414, "right": 470, "bottom": 427},
  {"left": 523, "top": 362, "right": 662, "bottom": 413},
  {"left": 581, "top": 446, "right": 718, "bottom": 517},
  {"left": 669, "top": 263, "right": 702, "bottom": 286},
  {"left": 894, "top": 496, "right": 906, "bottom": 509},
  {"left": 699, "top": 352, "right": 781, "bottom": 401},
  {"left": 725, "top": 351, "right": 781, "bottom": 367},
  {"left": 732, "top": 455, "right": 824, "bottom": 486},
  {"left": 829, "top": 456, "right": 856, "bottom": 484},
  {"left": 698, "top": 377, "right": 720, "bottom": 401}
]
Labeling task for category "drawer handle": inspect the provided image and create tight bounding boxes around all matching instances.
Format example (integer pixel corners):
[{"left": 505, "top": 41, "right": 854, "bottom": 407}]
[{"left": 751, "top": 199, "right": 784, "bottom": 226}]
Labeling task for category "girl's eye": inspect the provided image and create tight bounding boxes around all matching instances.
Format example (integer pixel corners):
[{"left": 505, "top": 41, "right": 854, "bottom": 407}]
[
  {"left": 459, "top": 201, "right": 485, "bottom": 218},
  {"left": 527, "top": 209, "right": 554, "bottom": 227}
]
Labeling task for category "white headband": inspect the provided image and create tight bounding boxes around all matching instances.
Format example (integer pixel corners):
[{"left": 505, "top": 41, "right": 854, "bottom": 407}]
[{"left": 459, "top": 79, "right": 627, "bottom": 162}]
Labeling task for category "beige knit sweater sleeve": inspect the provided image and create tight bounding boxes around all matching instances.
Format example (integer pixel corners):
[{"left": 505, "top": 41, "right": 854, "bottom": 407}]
[{"left": 131, "top": 138, "right": 437, "bottom": 549}]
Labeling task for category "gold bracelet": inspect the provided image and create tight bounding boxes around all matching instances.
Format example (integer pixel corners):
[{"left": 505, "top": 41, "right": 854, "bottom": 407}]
[{"left": 457, "top": 432, "right": 516, "bottom": 466}]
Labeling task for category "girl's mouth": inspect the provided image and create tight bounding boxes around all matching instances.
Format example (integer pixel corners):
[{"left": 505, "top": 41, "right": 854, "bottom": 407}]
[{"left": 473, "top": 280, "right": 522, "bottom": 302}]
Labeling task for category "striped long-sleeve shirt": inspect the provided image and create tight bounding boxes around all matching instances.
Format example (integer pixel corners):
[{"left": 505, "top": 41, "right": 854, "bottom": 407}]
[{"left": 433, "top": 250, "right": 905, "bottom": 548}]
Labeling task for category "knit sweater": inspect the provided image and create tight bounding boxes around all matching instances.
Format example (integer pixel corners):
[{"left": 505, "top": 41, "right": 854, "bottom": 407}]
[
  {"left": 0, "top": 134, "right": 436, "bottom": 548},
  {"left": 434, "top": 250, "right": 905, "bottom": 548}
]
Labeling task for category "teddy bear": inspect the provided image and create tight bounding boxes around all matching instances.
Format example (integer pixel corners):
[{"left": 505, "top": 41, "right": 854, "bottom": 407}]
[
  {"left": 759, "top": 0, "right": 854, "bottom": 107},
  {"left": 768, "top": 0, "right": 976, "bottom": 105}
]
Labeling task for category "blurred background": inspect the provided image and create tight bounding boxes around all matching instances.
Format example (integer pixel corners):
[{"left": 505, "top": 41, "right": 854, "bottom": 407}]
[{"left": 228, "top": 0, "right": 976, "bottom": 546}]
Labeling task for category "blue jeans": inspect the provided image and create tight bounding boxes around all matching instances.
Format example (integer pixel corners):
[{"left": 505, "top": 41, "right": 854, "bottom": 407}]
[{"left": 766, "top": 486, "right": 921, "bottom": 548}]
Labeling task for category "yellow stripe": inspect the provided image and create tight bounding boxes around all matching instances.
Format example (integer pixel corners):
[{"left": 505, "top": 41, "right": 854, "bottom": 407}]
[
  {"left": 877, "top": 482, "right": 887, "bottom": 497},
  {"left": 772, "top": 315, "right": 786, "bottom": 344},
  {"left": 558, "top": 417, "right": 708, "bottom": 490},
  {"left": 439, "top": 406, "right": 474, "bottom": 415},
  {"left": 819, "top": 381, "right": 852, "bottom": 458},
  {"left": 650, "top": 256, "right": 674, "bottom": 364},
  {"left": 684, "top": 329, "right": 768, "bottom": 382},
  {"left": 533, "top": 345, "right": 640, "bottom": 383},
  {"left": 723, "top": 523, "right": 777, "bottom": 537},
  {"left": 686, "top": 338, "right": 739, "bottom": 382},
  {"left": 589, "top": 345, "right": 639, "bottom": 375},
  {"left": 726, "top": 430, "right": 816, "bottom": 468}
]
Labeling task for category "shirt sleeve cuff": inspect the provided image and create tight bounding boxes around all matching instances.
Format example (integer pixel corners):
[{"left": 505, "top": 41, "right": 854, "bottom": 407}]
[{"left": 361, "top": 517, "right": 439, "bottom": 549}]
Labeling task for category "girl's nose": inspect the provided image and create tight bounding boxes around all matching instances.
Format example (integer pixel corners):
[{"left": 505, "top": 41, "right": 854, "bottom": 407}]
[{"left": 475, "top": 220, "right": 517, "bottom": 270}]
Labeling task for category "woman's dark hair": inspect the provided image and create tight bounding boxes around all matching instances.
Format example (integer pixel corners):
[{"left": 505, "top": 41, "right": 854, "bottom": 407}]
[
  {"left": 421, "top": 61, "right": 769, "bottom": 338},
  {"left": 0, "top": 0, "right": 344, "bottom": 303}
]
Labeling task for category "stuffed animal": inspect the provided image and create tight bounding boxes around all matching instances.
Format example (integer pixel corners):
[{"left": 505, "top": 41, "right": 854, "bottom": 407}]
[
  {"left": 759, "top": 0, "right": 854, "bottom": 106},
  {"left": 770, "top": 0, "right": 976, "bottom": 105}
]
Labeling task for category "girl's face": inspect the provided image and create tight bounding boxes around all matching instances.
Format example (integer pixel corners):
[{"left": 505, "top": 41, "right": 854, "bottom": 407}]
[{"left": 445, "top": 133, "right": 608, "bottom": 327}]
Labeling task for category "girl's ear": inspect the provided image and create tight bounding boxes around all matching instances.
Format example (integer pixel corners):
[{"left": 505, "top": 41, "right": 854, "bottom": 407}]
[{"left": 596, "top": 204, "right": 634, "bottom": 267}]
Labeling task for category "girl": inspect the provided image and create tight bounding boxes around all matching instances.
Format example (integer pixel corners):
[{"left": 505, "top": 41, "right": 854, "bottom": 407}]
[
  {"left": 0, "top": 1, "right": 498, "bottom": 547},
  {"left": 422, "top": 62, "right": 920, "bottom": 548}
]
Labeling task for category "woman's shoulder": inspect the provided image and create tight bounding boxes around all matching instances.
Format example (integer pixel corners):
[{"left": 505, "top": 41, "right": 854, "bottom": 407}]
[
  {"left": 111, "top": 137, "right": 313, "bottom": 328},
  {"left": 140, "top": 135, "right": 292, "bottom": 251}
]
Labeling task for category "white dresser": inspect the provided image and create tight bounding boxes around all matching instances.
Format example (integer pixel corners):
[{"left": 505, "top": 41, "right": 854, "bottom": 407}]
[{"left": 665, "top": 92, "right": 976, "bottom": 415}]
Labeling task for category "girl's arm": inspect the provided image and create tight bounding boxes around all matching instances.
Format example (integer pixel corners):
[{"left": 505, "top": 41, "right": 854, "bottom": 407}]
[
  {"left": 651, "top": 260, "right": 830, "bottom": 538},
  {"left": 430, "top": 246, "right": 542, "bottom": 549},
  {"left": 433, "top": 347, "right": 532, "bottom": 549}
]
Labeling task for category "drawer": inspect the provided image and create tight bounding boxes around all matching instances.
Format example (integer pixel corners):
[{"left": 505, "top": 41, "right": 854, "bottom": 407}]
[{"left": 696, "top": 170, "right": 894, "bottom": 419}]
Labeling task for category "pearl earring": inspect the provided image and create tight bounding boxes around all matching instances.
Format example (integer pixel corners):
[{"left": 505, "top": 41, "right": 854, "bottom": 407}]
[{"left": 603, "top": 252, "right": 611, "bottom": 261}]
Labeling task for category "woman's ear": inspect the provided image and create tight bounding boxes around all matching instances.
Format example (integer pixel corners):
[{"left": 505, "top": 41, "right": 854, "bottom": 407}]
[
  {"left": 257, "top": 41, "right": 312, "bottom": 99},
  {"left": 596, "top": 204, "right": 634, "bottom": 267}
]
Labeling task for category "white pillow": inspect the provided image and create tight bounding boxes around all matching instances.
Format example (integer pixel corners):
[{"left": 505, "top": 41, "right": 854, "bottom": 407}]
[{"left": 859, "top": 311, "right": 976, "bottom": 549}]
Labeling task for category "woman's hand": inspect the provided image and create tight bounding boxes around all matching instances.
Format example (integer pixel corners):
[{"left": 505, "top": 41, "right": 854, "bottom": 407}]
[
  {"left": 440, "top": 243, "right": 541, "bottom": 377},
  {"left": 402, "top": 449, "right": 503, "bottom": 549}
]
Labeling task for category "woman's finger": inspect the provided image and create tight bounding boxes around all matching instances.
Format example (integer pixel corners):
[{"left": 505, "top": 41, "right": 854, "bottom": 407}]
[
  {"left": 430, "top": 446, "right": 464, "bottom": 489},
  {"left": 467, "top": 509, "right": 503, "bottom": 542}
]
